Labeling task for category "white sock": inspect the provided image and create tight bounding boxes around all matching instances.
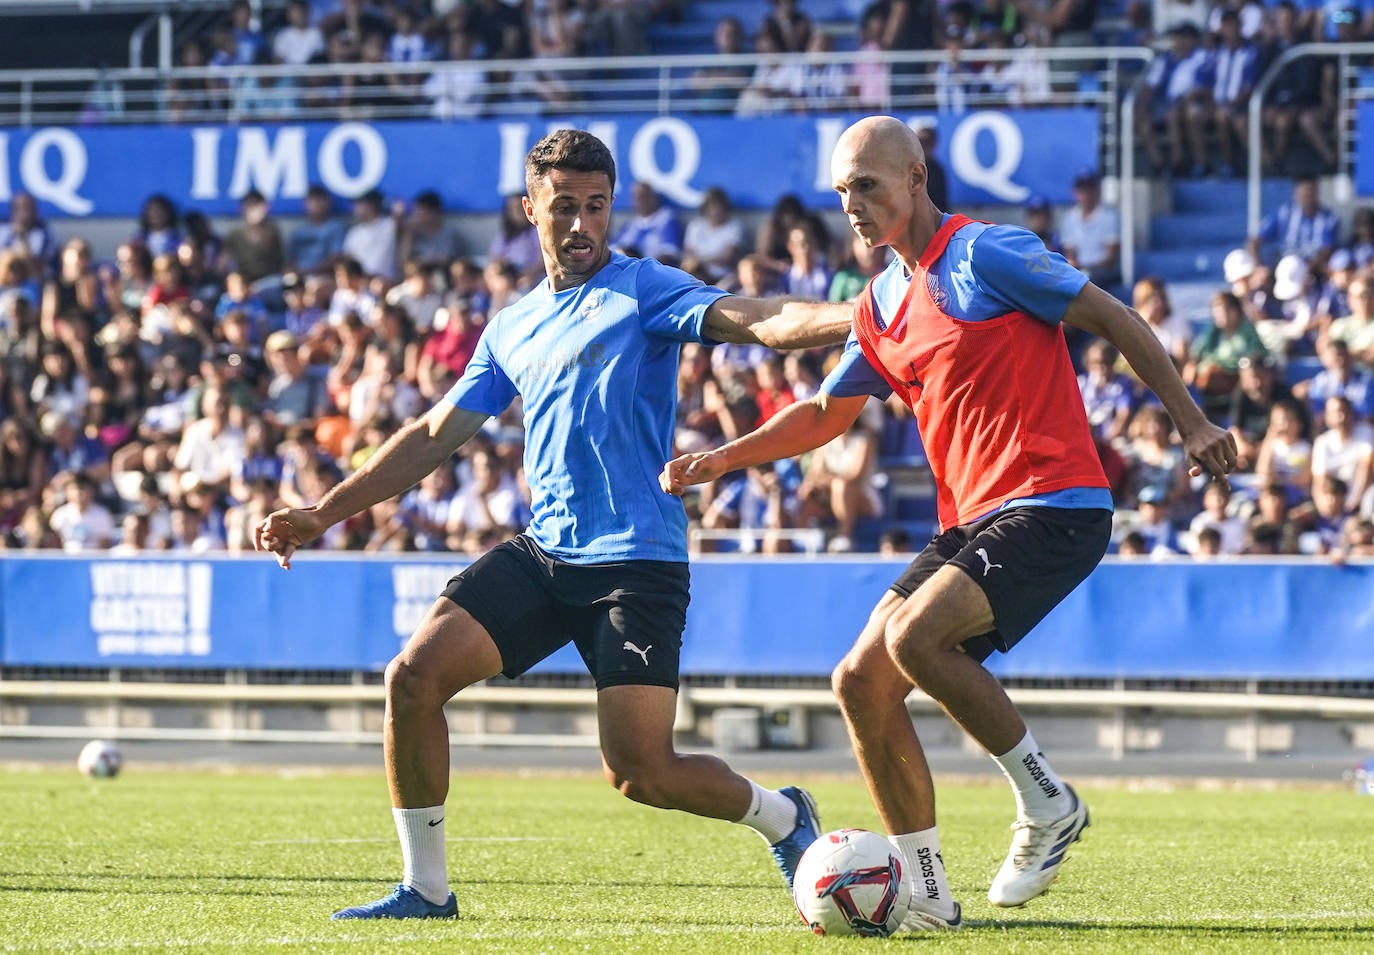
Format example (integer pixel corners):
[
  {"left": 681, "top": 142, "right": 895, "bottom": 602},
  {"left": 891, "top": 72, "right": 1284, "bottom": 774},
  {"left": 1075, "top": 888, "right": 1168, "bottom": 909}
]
[
  {"left": 992, "top": 730, "right": 1072, "bottom": 822},
  {"left": 393, "top": 806, "right": 450, "bottom": 905},
  {"left": 735, "top": 781, "right": 799, "bottom": 844},
  {"left": 890, "top": 828, "right": 955, "bottom": 917}
]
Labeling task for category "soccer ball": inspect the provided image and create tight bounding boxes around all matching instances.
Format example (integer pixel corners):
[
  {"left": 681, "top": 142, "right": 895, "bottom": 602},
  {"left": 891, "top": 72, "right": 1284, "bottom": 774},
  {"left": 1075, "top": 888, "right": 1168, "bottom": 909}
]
[
  {"left": 792, "top": 828, "right": 912, "bottom": 937},
  {"left": 77, "top": 739, "right": 123, "bottom": 778}
]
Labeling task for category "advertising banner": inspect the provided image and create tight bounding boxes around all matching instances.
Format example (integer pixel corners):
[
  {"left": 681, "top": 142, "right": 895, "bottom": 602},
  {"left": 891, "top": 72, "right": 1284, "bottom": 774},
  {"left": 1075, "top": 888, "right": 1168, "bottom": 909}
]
[
  {"left": 4, "top": 555, "right": 1371, "bottom": 680},
  {"left": 0, "top": 109, "right": 1100, "bottom": 218}
]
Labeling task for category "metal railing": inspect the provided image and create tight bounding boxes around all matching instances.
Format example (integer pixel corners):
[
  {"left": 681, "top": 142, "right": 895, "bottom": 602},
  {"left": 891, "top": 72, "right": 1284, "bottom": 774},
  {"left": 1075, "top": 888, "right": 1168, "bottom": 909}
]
[
  {"left": 1247, "top": 41, "right": 1374, "bottom": 239},
  {"left": 0, "top": 46, "right": 1149, "bottom": 129},
  {"left": 689, "top": 527, "right": 828, "bottom": 556}
]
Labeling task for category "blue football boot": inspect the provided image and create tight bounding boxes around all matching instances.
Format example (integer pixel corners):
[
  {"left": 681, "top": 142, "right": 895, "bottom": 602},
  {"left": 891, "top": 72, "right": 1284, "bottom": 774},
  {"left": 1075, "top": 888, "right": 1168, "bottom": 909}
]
[
  {"left": 769, "top": 786, "right": 822, "bottom": 890},
  {"left": 331, "top": 884, "right": 458, "bottom": 920}
]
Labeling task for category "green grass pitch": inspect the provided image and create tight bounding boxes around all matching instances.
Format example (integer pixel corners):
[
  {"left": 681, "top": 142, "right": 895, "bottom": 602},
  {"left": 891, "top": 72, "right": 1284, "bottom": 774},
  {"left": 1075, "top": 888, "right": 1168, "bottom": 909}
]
[{"left": 2, "top": 766, "right": 1372, "bottom": 953}]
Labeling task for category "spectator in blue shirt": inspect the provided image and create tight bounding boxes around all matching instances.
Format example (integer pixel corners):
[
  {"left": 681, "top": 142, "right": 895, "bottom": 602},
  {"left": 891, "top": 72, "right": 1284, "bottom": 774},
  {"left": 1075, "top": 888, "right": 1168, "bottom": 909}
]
[
  {"left": 1078, "top": 340, "right": 1136, "bottom": 443},
  {"left": 1206, "top": 10, "right": 1261, "bottom": 178},
  {"left": 215, "top": 272, "right": 270, "bottom": 344},
  {"left": 0, "top": 193, "right": 58, "bottom": 279},
  {"left": 612, "top": 183, "right": 684, "bottom": 263},
  {"left": 1131, "top": 485, "right": 1180, "bottom": 554},
  {"left": 134, "top": 194, "right": 182, "bottom": 259},
  {"left": 287, "top": 185, "right": 347, "bottom": 274},
  {"left": 1248, "top": 175, "right": 1341, "bottom": 263},
  {"left": 1136, "top": 22, "right": 1215, "bottom": 177},
  {"left": 1259, "top": 1, "right": 1337, "bottom": 175},
  {"left": 387, "top": 5, "right": 434, "bottom": 63},
  {"left": 42, "top": 409, "right": 108, "bottom": 484},
  {"left": 227, "top": 1, "right": 266, "bottom": 65},
  {"left": 1294, "top": 337, "right": 1374, "bottom": 420}
]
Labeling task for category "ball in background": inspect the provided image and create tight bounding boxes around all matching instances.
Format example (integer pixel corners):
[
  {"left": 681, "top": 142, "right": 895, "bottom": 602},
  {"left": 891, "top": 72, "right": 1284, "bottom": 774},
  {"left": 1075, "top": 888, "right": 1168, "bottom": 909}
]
[
  {"left": 77, "top": 739, "right": 123, "bottom": 778},
  {"left": 792, "top": 827, "right": 912, "bottom": 937}
]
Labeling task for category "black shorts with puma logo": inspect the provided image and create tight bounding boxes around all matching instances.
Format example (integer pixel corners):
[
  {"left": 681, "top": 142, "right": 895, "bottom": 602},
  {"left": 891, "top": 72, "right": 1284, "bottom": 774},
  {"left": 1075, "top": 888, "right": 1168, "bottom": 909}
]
[
  {"left": 441, "top": 534, "right": 688, "bottom": 690},
  {"left": 890, "top": 506, "right": 1112, "bottom": 662}
]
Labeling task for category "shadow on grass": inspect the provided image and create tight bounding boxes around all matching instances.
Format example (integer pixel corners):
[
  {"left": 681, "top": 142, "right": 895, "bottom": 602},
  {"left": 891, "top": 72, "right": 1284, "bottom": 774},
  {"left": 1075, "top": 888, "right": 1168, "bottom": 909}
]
[
  {"left": 960, "top": 918, "right": 1374, "bottom": 937},
  {"left": 0, "top": 872, "right": 384, "bottom": 894},
  {"left": 0, "top": 871, "right": 781, "bottom": 891}
]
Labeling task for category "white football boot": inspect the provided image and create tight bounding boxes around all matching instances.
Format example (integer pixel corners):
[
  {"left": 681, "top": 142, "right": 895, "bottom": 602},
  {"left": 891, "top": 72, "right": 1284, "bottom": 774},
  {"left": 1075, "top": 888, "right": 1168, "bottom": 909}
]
[
  {"left": 987, "top": 783, "right": 1090, "bottom": 907},
  {"left": 899, "top": 899, "right": 963, "bottom": 932}
]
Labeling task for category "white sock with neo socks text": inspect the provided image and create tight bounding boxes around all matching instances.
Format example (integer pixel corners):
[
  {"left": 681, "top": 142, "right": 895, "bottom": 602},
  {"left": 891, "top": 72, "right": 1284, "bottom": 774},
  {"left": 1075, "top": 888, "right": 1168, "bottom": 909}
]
[
  {"left": 890, "top": 828, "right": 956, "bottom": 918},
  {"left": 992, "top": 730, "right": 1072, "bottom": 822},
  {"left": 735, "top": 781, "right": 799, "bottom": 844},
  {"left": 393, "top": 806, "right": 450, "bottom": 905}
]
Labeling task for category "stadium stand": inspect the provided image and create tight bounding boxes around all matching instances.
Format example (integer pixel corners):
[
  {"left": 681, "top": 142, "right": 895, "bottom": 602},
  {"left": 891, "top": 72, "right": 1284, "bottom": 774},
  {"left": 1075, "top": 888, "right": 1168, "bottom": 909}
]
[{"left": 0, "top": 0, "right": 1371, "bottom": 564}]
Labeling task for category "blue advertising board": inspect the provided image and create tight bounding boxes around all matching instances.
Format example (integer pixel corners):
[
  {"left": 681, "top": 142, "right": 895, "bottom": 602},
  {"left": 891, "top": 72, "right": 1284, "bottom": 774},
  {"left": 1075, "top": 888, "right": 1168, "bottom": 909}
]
[
  {"left": 1358, "top": 101, "right": 1374, "bottom": 196},
  {"left": 0, "top": 110, "right": 1099, "bottom": 218},
  {"left": 3, "top": 555, "right": 1372, "bottom": 680}
]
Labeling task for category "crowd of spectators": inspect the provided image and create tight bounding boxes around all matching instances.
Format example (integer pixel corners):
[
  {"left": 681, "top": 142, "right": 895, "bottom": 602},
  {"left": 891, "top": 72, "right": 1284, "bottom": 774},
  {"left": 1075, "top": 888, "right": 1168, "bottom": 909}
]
[
  {"left": 1, "top": 146, "right": 1372, "bottom": 563},
  {"left": 1133, "top": 0, "right": 1374, "bottom": 179},
  {"left": 60, "top": 0, "right": 1369, "bottom": 181},
  {"left": 1069, "top": 160, "right": 1374, "bottom": 560},
  {"left": 3, "top": 0, "right": 1374, "bottom": 561},
  {"left": 0, "top": 2, "right": 1277, "bottom": 237}
]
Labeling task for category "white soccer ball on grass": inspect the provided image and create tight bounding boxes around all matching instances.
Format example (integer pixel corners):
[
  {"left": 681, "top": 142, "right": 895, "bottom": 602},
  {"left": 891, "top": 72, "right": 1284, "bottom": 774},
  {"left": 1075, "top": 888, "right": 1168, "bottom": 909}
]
[
  {"left": 77, "top": 739, "right": 123, "bottom": 778},
  {"left": 792, "top": 827, "right": 912, "bottom": 937}
]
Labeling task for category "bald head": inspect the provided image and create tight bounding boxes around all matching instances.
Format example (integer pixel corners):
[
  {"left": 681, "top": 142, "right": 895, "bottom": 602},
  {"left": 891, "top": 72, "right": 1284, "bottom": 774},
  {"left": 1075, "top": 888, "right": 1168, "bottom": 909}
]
[{"left": 833, "top": 116, "right": 925, "bottom": 173}]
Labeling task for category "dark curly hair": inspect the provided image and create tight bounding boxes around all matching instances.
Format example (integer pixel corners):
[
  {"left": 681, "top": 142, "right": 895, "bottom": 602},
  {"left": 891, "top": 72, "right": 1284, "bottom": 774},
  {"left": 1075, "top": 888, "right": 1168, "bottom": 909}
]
[{"left": 524, "top": 129, "right": 616, "bottom": 196}]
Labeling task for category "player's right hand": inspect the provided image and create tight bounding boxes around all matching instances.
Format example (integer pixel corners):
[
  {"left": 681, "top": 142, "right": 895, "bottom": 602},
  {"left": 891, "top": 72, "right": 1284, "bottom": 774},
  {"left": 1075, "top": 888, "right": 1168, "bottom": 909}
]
[
  {"left": 253, "top": 507, "right": 325, "bottom": 570},
  {"left": 660, "top": 450, "right": 729, "bottom": 495}
]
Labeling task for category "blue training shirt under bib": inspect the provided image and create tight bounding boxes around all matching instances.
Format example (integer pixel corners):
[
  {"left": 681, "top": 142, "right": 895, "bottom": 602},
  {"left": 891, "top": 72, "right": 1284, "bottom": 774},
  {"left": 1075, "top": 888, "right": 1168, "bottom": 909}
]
[
  {"left": 823, "top": 215, "right": 1113, "bottom": 517},
  {"left": 444, "top": 251, "right": 728, "bottom": 564}
]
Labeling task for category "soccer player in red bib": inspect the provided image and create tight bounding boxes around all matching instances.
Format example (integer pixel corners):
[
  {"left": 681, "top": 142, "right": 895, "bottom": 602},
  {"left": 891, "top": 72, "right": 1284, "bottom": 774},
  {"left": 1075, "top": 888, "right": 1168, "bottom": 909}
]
[{"left": 662, "top": 116, "right": 1237, "bottom": 930}]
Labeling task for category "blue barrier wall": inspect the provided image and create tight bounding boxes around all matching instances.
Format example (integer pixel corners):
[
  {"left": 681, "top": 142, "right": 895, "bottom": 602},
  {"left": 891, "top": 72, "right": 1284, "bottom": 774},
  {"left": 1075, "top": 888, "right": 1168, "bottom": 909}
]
[{"left": 4, "top": 555, "right": 1372, "bottom": 679}]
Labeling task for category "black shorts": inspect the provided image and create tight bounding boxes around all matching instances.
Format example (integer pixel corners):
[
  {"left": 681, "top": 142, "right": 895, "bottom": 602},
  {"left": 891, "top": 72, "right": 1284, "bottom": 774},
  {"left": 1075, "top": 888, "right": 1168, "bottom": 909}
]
[
  {"left": 440, "top": 535, "right": 689, "bottom": 691},
  {"left": 891, "top": 506, "right": 1111, "bottom": 663}
]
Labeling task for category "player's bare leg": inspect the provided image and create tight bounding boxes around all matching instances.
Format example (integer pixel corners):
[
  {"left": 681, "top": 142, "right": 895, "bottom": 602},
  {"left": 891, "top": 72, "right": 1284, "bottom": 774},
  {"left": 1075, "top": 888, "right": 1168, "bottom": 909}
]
[
  {"left": 883, "top": 565, "right": 1088, "bottom": 908},
  {"left": 384, "top": 597, "right": 503, "bottom": 807},
  {"left": 599, "top": 684, "right": 750, "bottom": 817},
  {"left": 833, "top": 590, "right": 960, "bottom": 931},
  {"left": 882, "top": 566, "right": 1019, "bottom": 752},
  {"left": 598, "top": 683, "right": 821, "bottom": 889},
  {"left": 833, "top": 592, "right": 936, "bottom": 833},
  {"left": 333, "top": 597, "right": 502, "bottom": 920}
]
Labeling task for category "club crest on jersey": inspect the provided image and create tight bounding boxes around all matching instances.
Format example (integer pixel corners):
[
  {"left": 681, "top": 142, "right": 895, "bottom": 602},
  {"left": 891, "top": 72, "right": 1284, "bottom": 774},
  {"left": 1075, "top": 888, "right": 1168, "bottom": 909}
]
[{"left": 581, "top": 288, "right": 606, "bottom": 321}]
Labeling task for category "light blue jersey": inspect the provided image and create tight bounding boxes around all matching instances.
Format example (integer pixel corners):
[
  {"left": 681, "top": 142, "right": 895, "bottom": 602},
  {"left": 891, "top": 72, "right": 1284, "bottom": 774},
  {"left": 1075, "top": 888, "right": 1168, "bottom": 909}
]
[
  {"left": 823, "top": 216, "right": 1112, "bottom": 516},
  {"left": 444, "top": 252, "right": 728, "bottom": 563}
]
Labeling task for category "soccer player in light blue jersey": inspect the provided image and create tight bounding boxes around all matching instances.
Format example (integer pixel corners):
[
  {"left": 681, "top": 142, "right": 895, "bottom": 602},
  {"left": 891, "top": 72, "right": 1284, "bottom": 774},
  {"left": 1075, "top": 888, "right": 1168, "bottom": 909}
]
[{"left": 254, "top": 129, "right": 852, "bottom": 921}]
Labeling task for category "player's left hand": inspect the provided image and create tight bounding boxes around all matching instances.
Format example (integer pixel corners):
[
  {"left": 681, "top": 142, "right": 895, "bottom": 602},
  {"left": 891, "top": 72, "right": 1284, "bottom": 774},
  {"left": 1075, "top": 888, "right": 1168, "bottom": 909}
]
[
  {"left": 1182, "top": 421, "right": 1239, "bottom": 488},
  {"left": 253, "top": 507, "right": 326, "bottom": 570},
  {"left": 660, "top": 450, "right": 729, "bottom": 495}
]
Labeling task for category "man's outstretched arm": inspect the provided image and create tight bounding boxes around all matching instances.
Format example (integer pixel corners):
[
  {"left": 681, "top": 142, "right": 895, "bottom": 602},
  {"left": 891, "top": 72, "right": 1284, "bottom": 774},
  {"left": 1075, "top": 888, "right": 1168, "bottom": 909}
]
[
  {"left": 254, "top": 401, "right": 490, "bottom": 568},
  {"left": 703, "top": 295, "right": 854, "bottom": 349},
  {"left": 661, "top": 391, "right": 869, "bottom": 494},
  {"left": 1063, "top": 282, "right": 1237, "bottom": 483}
]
